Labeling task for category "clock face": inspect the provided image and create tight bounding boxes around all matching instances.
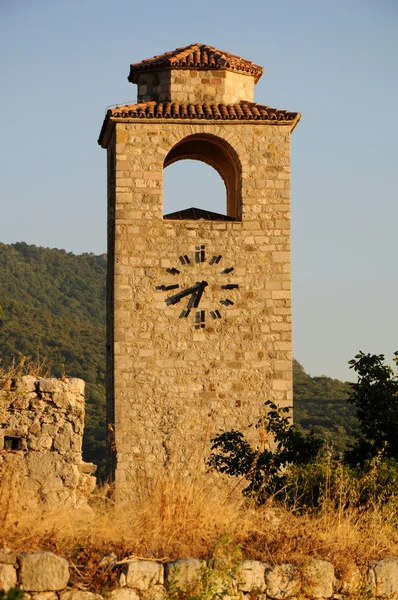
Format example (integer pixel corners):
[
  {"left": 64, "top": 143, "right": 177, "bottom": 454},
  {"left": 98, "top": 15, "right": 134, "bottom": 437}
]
[{"left": 156, "top": 244, "right": 239, "bottom": 329}]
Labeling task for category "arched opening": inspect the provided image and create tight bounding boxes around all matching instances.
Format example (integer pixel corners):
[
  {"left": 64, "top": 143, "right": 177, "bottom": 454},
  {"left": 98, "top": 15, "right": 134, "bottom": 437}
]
[{"left": 163, "top": 134, "right": 241, "bottom": 221}]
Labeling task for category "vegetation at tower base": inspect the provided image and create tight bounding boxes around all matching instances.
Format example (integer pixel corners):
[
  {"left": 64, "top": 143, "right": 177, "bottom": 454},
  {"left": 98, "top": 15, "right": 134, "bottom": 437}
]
[
  {"left": 345, "top": 351, "right": 398, "bottom": 465},
  {"left": 0, "top": 241, "right": 371, "bottom": 479},
  {"left": 208, "top": 400, "right": 324, "bottom": 503},
  {"left": 209, "top": 351, "right": 398, "bottom": 512}
]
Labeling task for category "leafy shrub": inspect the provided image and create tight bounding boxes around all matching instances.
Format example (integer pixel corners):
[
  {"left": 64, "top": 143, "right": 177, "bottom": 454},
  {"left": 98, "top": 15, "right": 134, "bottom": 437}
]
[
  {"left": 345, "top": 351, "right": 398, "bottom": 465},
  {"left": 208, "top": 400, "right": 324, "bottom": 503}
]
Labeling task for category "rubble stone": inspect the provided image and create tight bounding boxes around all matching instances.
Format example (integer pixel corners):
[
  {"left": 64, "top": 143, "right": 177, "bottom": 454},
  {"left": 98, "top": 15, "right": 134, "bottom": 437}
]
[
  {"left": 0, "top": 563, "right": 17, "bottom": 591},
  {"left": 264, "top": 563, "right": 301, "bottom": 599},
  {"left": 164, "top": 558, "right": 203, "bottom": 591},
  {"left": 238, "top": 560, "right": 267, "bottom": 593},
  {"left": 119, "top": 560, "right": 164, "bottom": 591},
  {"left": 19, "top": 552, "right": 69, "bottom": 591},
  {"left": 302, "top": 559, "right": 335, "bottom": 599},
  {"left": 373, "top": 558, "right": 398, "bottom": 598}
]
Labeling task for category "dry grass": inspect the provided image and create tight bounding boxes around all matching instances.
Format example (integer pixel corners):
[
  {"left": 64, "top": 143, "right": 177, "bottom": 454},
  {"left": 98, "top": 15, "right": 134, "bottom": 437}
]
[{"left": 1, "top": 464, "right": 398, "bottom": 586}]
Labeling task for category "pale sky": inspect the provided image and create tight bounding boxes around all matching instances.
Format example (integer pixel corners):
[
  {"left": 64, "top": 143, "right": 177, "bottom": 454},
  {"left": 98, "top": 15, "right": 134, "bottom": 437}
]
[{"left": 1, "top": 0, "right": 397, "bottom": 381}]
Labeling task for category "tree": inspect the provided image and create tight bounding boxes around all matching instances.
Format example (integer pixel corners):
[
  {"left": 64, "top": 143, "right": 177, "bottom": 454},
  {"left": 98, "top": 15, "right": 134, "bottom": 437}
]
[
  {"left": 345, "top": 351, "right": 398, "bottom": 465},
  {"left": 208, "top": 400, "right": 323, "bottom": 502}
]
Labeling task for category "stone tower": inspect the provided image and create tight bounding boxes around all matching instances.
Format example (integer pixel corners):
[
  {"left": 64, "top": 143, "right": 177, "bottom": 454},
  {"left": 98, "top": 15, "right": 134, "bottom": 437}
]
[{"left": 98, "top": 43, "right": 300, "bottom": 493}]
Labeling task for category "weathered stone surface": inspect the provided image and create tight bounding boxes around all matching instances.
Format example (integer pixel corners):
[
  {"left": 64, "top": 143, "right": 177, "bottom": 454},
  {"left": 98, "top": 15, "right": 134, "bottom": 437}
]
[
  {"left": 14, "top": 376, "right": 38, "bottom": 393},
  {"left": 1, "top": 377, "right": 94, "bottom": 508},
  {"left": 164, "top": 558, "right": 203, "bottom": 591},
  {"left": 0, "top": 547, "right": 18, "bottom": 565},
  {"left": 37, "top": 378, "right": 63, "bottom": 393},
  {"left": 67, "top": 379, "right": 85, "bottom": 395},
  {"left": 0, "top": 563, "right": 17, "bottom": 592},
  {"left": 119, "top": 560, "right": 164, "bottom": 590},
  {"left": 238, "top": 560, "right": 267, "bottom": 593},
  {"left": 60, "top": 592, "right": 102, "bottom": 600},
  {"left": 373, "top": 558, "right": 398, "bottom": 598},
  {"left": 264, "top": 563, "right": 301, "bottom": 599},
  {"left": 32, "top": 593, "right": 58, "bottom": 600},
  {"left": 301, "top": 559, "right": 335, "bottom": 599},
  {"left": 19, "top": 551, "right": 69, "bottom": 591},
  {"left": 339, "top": 563, "right": 363, "bottom": 595},
  {"left": 110, "top": 590, "right": 140, "bottom": 600}
]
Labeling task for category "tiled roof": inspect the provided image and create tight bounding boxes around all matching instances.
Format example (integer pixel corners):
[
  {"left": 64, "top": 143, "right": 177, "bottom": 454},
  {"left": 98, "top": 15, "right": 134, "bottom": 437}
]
[
  {"left": 106, "top": 101, "right": 299, "bottom": 122},
  {"left": 128, "top": 44, "right": 264, "bottom": 83},
  {"left": 98, "top": 101, "right": 301, "bottom": 146},
  {"left": 164, "top": 207, "right": 235, "bottom": 221}
]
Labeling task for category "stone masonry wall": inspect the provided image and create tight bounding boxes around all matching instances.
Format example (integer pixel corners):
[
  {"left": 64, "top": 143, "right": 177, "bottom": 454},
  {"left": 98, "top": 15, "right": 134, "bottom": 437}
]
[
  {"left": 0, "top": 376, "right": 96, "bottom": 508},
  {"left": 137, "top": 69, "right": 255, "bottom": 103},
  {"left": 2, "top": 550, "right": 398, "bottom": 599},
  {"left": 109, "top": 120, "right": 292, "bottom": 491}
]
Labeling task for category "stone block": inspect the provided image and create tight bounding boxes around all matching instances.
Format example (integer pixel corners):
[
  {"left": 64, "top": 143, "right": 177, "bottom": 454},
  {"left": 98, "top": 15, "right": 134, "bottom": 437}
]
[
  {"left": 66, "top": 379, "right": 85, "bottom": 395},
  {"left": 110, "top": 590, "right": 140, "bottom": 600},
  {"left": 0, "top": 563, "right": 17, "bottom": 592},
  {"left": 60, "top": 592, "right": 102, "bottom": 600},
  {"left": 301, "top": 559, "right": 335, "bottom": 599},
  {"left": 373, "top": 558, "right": 398, "bottom": 598},
  {"left": 119, "top": 560, "right": 164, "bottom": 590},
  {"left": 32, "top": 593, "right": 58, "bottom": 600},
  {"left": 19, "top": 552, "right": 69, "bottom": 591},
  {"left": 238, "top": 560, "right": 267, "bottom": 593},
  {"left": 0, "top": 547, "right": 18, "bottom": 566},
  {"left": 339, "top": 564, "right": 363, "bottom": 595},
  {"left": 264, "top": 563, "right": 301, "bottom": 599},
  {"left": 14, "top": 376, "right": 37, "bottom": 393},
  {"left": 164, "top": 558, "right": 203, "bottom": 591},
  {"left": 37, "top": 378, "right": 63, "bottom": 393}
]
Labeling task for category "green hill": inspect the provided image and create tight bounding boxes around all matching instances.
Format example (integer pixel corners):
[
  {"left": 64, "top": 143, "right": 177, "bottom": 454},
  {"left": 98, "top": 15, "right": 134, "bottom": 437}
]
[
  {"left": 0, "top": 242, "right": 107, "bottom": 476},
  {"left": 293, "top": 359, "right": 356, "bottom": 453},
  {"left": 0, "top": 242, "right": 357, "bottom": 477}
]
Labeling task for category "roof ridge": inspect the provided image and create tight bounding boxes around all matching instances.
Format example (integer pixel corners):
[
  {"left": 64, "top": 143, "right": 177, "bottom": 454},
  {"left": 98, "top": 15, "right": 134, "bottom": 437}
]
[{"left": 128, "top": 44, "right": 264, "bottom": 84}]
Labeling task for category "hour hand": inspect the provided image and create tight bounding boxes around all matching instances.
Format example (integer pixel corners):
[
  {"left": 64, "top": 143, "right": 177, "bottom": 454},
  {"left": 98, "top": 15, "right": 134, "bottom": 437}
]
[
  {"left": 193, "top": 281, "right": 208, "bottom": 307},
  {"left": 165, "top": 282, "right": 202, "bottom": 306}
]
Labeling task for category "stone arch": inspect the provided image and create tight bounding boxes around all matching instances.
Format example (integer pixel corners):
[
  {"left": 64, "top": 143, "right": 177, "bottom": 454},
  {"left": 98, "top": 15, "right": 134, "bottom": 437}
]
[{"left": 163, "top": 133, "right": 242, "bottom": 220}]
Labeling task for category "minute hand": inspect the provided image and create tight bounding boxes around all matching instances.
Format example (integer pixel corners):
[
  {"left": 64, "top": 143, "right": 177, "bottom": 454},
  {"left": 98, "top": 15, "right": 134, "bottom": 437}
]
[{"left": 165, "top": 282, "right": 203, "bottom": 306}]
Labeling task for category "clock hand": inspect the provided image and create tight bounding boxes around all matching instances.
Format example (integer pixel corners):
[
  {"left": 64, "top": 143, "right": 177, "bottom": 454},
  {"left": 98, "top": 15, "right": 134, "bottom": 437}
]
[
  {"left": 165, "top": 281, "right": 203, "bottom": 306},
  {"left": 193, "top": 281, "right": 208, "bottom": 308}
]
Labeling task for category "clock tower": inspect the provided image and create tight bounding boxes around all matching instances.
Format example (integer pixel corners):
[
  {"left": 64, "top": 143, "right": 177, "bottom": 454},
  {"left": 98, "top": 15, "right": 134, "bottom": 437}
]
[{"left": 98, "top": 44, "right": 300, "bottom": 494}]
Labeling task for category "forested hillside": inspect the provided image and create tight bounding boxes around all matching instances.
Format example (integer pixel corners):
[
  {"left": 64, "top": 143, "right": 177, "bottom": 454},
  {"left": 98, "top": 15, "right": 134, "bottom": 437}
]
[
  {"left": 0, "top": 243, "right": 357, "bottom": 478},
  {"left": 293, "top": 359, "right": 355, "bottom": 452},
  {"left": 0, "top": 242, "right": 107, "bottom": 475}
]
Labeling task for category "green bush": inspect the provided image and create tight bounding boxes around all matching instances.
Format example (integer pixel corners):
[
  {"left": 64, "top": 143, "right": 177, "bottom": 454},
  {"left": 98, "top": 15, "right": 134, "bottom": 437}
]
[{"left": 208, "top": 400, "right": 324, "bottom": 503}]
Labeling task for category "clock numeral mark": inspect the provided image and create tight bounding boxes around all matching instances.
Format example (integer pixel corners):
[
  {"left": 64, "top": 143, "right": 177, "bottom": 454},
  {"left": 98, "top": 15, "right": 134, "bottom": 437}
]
[
  {"left": 209, "top": 255, "right": 222, "bottom": 265},
  {"left": 221, "top": 284, "right": 239, "bottom": 290},
  {"left": 179, "top": 309, "right": 191, "bottom": 319},
  {"left": 210, "top": 310, "right": 222, "bottom": 320},
  {"left": 156, "top": 284, "right": 179, "bottom": 291},
  {"left": 195, "top": 310, "right": 206, "bottom": 329},
  {"left": 195, "top": 244, "right": 206, "bottom": 264},
  {"left": 166, "top": 267, "right": 180, "bottom": 275},
  {"left": 221, "top": 267, "right": 234, "bottom": 274},
  {"left": 220, "top": 298, "right": 234, "bottom": 306},
  {"left": 179, "top": 255, "right": 191, "bottom": 265}
]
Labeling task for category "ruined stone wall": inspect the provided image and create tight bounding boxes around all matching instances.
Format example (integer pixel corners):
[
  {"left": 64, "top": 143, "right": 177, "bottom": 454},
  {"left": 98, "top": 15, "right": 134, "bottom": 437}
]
[
  {"left": 0, "top": 376, "right": 96, "bottom": 508},
  {"left": 2, "top": 550, "right": 398, "bottom": 599},
  {"left": 109, "top": 120, "right": 291, "bottom": 491},
  {"left": 137, "top": 69, "right": 255, "bottom": 103}
]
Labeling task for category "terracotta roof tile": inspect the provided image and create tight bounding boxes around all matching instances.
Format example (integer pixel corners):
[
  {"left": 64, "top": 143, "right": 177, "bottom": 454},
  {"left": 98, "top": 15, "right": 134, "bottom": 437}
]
[
  {"left": 98, "top": 101, "right": 301, "bottom": 146},
  {"left": 106, "top": 101, "right": 299, "bottom": 122},
  {"left": 128, "top": 43, "right": 264, "bottom": 83}
]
